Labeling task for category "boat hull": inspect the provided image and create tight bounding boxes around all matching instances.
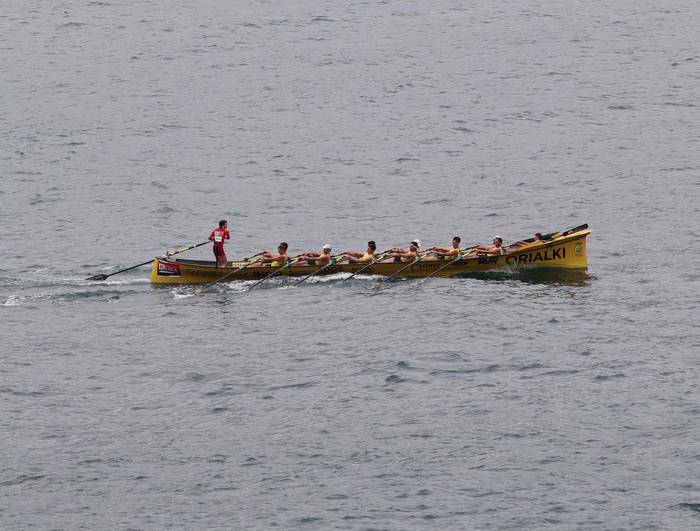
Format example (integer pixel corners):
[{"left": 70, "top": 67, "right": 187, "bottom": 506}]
[{"left": 150, "top": 229, "right": 590, "bottom": 285}]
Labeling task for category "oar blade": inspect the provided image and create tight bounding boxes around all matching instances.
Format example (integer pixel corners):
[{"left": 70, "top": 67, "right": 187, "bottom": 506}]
[{"left": 86, "top": 240, "right": 210, "bottom": 282}]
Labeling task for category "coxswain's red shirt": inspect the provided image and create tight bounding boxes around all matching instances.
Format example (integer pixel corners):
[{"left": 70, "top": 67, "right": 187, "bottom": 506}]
[{"left": 210, "top": 227, "right": 230, "bottom": 247}]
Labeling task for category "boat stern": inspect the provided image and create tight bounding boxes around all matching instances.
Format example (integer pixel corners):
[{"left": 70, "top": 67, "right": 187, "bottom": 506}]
[{"left": 150, "top": 256, "right": 185, "bottom": 284}]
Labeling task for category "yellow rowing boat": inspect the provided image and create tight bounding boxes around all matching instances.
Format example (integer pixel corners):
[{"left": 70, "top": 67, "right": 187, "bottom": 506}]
[{"left": 149, "top": 226, "right": 590, "bottom": 285}]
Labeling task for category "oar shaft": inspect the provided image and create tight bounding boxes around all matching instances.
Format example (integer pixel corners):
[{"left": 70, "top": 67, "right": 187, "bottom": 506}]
[
  {"left": 246, "top": 258, "right": 301, "bottom": 291},
  {"left": 385, "top": 251, "right": 431, "bottom": 279},
  {"left": 86, "top": 258, "right": 153, "bottom": 280},
  {"left": 110, "top": 258, "right": 156, "bottom": 275},
  {"left": 395, "top": 246, "right": 476, "bottom": 283},
  {"left": 87, "top": 240, "right": 212, "bottom": 280},
  {"left": 196, "top": 250, "right": 299, "bottom": 293},
  {"left": 292, "top": 254, "right": 347, "bottom": 287},
  {"left": 195, "top": 261, "right": 255, "bottom": 294},
  {"left": 165, "top": 240, "right": 212, "bottom": 256},
  {"left": 421, "top": 253, "right": 467, "bottom": 280},
  {"left": 340, "top": 249, "right": 392, "bottom": 282}
]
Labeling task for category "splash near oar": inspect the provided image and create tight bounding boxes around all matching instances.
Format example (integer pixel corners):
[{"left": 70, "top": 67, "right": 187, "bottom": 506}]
[
  {"left": 291, "top": 253, "right": 349, "bottom": 287},
  {"left": 245, "top": 257, "right": 303, "bottom": 291},
  {"left": 86, "top": 240, "right": 211, "bottom": 281},
  {"left": 192, "top": 258, "right": 259, "bottom": 295},
  {"left": 193, "top": 251, "right": 268, "bottom": 294}
]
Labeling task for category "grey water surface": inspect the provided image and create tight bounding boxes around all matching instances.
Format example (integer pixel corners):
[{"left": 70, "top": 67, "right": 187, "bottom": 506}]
[{"left": 1, "top": 1, "right": 699, "bottom": 529}]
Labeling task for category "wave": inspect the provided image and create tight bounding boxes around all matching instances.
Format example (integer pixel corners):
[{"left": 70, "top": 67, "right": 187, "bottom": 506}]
[
  {"left": 2, "top": 287, "right": 140, "bottom": 307},
  {"left": 1, "top": 272, "right": 151, "bottom": 307},
  {"left": 0, "top": 274, "right": 150, "bottom": 289}
]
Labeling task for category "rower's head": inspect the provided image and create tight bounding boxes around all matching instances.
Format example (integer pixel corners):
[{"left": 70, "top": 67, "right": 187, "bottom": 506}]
[
  {"left": 493, "top": 235, "right": 503, "bottom": 246},
  {"left": 322, "top": 244, "right": 332, "bottom": 255},
  {"left": 367, "top": 240, "right": 376, "bottom": 252},
  {"left": 534, "top": 232, "right": 542, "bottom": 240},
  {"left": 278, "top": 242, "right": 288, "bottom": 253},
  {"left": 410, "top": 239, "right": 421, "bottom": 251},
  {"left": 219, "top": 220, "right": 227, "bottom": 228},
  {"left": 452, "top": 236, "right": 461, "bottom": 248}
]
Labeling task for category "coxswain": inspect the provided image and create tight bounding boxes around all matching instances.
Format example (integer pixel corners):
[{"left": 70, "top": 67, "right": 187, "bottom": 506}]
[
  {"left": 209, "top": 219, "right": 231, "bottom": 267},
  {"left": 298, "top": 244, "right": 333, "bottom": 265},
  {"left": 383, "top": 240, "right": 420, "bottom": 263},
  {"left": 341, "top": 240, "right": 377, "bottom": 264},
  {"left": 256, "top": 242, "right": 289, "bottom": 267},
  {"left": 427, "top": 236, "right": 461, "bottom": 260}
]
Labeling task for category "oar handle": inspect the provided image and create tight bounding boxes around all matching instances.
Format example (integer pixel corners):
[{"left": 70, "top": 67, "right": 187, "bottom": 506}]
[
  {"left": 247, "top": 252, "right": 305, "bottom": 264},
  {"left": 243, "top": 251, "right": 266, "bottom": 261}
]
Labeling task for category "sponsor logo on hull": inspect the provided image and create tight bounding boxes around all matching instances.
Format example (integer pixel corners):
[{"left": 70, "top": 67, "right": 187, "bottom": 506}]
[
  {"left": 505, "top": 246, "right": 566, "bottom": 265},
  {"left": 157, "top": 261, "right": 181, "bottom": 276}
]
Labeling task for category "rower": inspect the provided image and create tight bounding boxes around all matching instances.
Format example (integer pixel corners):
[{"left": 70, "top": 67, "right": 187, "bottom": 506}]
[
  {"left": 384, "top": 240, "right": 420, "bottom": 263},
  {"left": 427, "top": 236, "right": 461, "bottom": 260},
  {"left": 469, "top": 235, "right": 505, "bottom": 256},
  {"left": 209, "top": 219, "right": 231, "bottom": 267},
  {"left": 341, "top": 240, "right": 377, "bottom": 264},
  {"left": 298, "top": 244, "right": 333, "bottom": 266},
  {"left": 255, "top": 242, "right": 289, "bottom": 267}
]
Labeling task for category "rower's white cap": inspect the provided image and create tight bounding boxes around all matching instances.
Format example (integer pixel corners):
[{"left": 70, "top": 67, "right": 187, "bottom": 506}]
[
  {"left": 410, "top": 239, "right": 421, "bottom": 247},
  {"left": 323, "top": 244, "right": 332, "bottom": 250},
  {"left": 494, "top": 235, "right": 503, "bottom": 241}
]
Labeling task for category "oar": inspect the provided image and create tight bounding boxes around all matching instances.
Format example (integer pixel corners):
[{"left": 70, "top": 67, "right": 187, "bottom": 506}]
[
  {"left": 338, "top": 249, "right": 393, "bottom": 283},
  {"left": 418, "top": 246, "right": 478, "bottom": 283},
  {"left": 383, "top": 250, "right": 432, "bottom": 281},
  {"left": 290, "top": 253, "right": 349, "bottom": 287},
  {"left": 86, "top": 240, "right": 212, "bottom": 281},
  {"left": 193, "top": 259, "right": 257, "bottom": 295},
  {"left": 243, "top": 251, "right": 266, "bottom": 261},
  {"left": 246, "top": 257, "right": 303, "bottom": 292}
]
